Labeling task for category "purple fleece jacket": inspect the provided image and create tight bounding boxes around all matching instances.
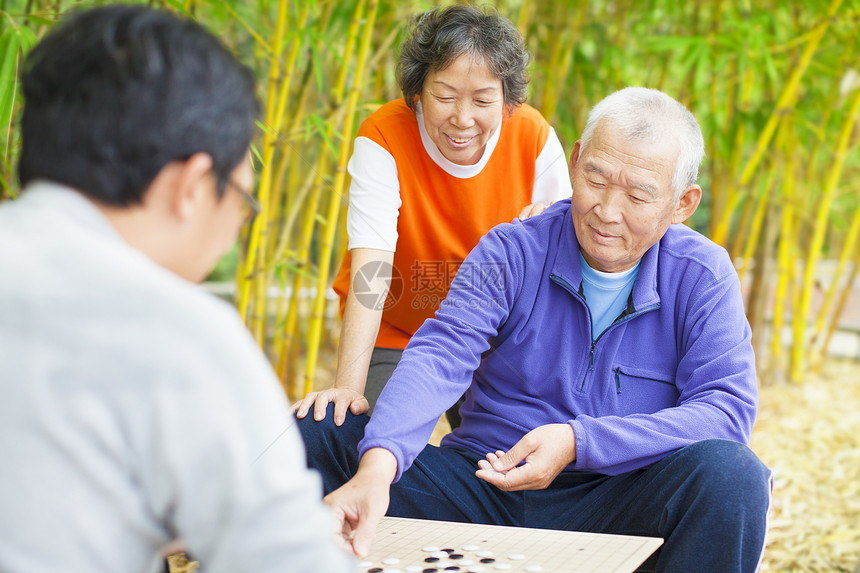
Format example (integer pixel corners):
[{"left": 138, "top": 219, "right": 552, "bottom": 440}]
[{"left": 359, "top": 199, "right": 757, "bottom": 481}]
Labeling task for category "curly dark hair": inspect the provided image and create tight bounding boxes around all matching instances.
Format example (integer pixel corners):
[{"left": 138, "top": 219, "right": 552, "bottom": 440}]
[{"left": 397, "top": 4, "right": 530, "bottom": 114}]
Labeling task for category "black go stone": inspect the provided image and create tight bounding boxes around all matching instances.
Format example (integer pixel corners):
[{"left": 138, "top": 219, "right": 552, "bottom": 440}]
[
  {"left": 424, "top": 557, "right": 440, "bottom": 563},
  {"left": 444, "top": 567, "right": 460, "bottom": 571},
  {"left": 367, "top": 569, "right": 383, "bottom": 573},
  {"left": 479, "top": 558, "right": 495, "bottom": 563},
  {"left": 423, "top": 569, "right": 438, "bottom": 573},
  {"left": 442, "top": 548, "right": 455, "bottom": 554},
  {"left": 449, "top": 554, "right": 464, "bottom": 559}
]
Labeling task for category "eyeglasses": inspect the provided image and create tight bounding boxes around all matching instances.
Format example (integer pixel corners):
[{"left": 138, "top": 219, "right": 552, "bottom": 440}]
[{"left": 225, "top": 178, "right": 261, "bottom": 223}]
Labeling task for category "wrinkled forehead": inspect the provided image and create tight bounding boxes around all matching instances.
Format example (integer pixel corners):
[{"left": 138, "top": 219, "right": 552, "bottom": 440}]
[{"left": 581, "top": 120, "right": 679, "bottom": 192}]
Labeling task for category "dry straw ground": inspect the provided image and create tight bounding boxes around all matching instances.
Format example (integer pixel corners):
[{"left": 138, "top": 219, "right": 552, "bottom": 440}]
[{"left": 751, "top": 360, "right": 860, "bottom": 571}]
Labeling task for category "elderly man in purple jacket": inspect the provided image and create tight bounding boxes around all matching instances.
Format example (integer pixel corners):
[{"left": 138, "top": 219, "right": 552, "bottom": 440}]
[{"left": 299, "top": 87, "right": 771, "bottom": 572}]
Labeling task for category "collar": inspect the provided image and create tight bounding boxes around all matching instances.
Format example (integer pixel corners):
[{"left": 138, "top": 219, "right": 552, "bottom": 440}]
[{"left": 18, "top": 180, "right": 124, "bottom": 243}]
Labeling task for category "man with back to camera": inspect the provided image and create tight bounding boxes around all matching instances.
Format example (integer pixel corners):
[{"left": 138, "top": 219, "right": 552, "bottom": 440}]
[
  {"left": 300, "top": 87, "right": 772, "bottom": 572},
  {"left": 0, "top": 6, "right": 351, "bottom": 573}
]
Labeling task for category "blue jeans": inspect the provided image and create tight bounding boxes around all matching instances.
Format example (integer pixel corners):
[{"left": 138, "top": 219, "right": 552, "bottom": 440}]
[{"left": 299, "top": 405, "right": 771, "bottom": 572}]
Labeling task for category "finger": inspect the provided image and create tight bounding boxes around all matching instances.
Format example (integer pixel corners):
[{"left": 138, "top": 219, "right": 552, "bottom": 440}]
[
  {"left": 477, "top": 458, "right": 497, "bottom": 472},
  {"left": 485, "top": 452, "right": 503, "bottom": 470},
  {"left": 475, "top": 465, "right": 520, "bottom": 490},
  {"left": 328, "top": 504, "right": 362, "bottom": 556},
  {"left": 531, "top": 203, "right": 548, "bottom": 217},
  {"left": 478, "top": 463, "right": 536, "bottom": 492},
  {"left": 518, "top": 205, "right": 532, "bottom": 220},
  {"left": 349, "top": 396, "right": 370, "bottom": 415},
  {"left": 495, "top": 439, "right": 532, "bottom": 472},
  {"left": 351, "top": 506, "right": 383, "bottom": 558},
  {"left": 294, "top": 393, "right": 318, "bottom": 418},
  {"left": 313, "top": 391, "right": 333, "bottom": 421},
  {"left": 333, "top": 396, "right": 350, "bottom": 426},
  {"left": 332, "top": 528, "right": 355, "bottom": 555}
]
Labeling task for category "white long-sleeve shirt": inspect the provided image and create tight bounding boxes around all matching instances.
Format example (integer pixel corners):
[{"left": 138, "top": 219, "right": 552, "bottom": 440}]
[{"left": 0, "top": 182, "right": 352, "bottom": 573}]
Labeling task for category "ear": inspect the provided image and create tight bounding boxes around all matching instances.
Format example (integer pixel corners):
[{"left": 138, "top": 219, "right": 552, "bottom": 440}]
[
  {"left": 671, "top": 184, "right": 702, "bottom": 224},
  {"left": 169, "top": 153, "right": 215, "bottom": 221},
  {"left": 568, "top": 140, "right": 582, "bottom": 178}
]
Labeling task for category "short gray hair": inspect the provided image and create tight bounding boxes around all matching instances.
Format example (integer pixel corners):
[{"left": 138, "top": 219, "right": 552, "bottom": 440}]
[
  {"left": 397, "top": 4, "right": 530, "bottom": 114},
  {"left": 580, "top": 87, "right": 705, "bottom": 201}
]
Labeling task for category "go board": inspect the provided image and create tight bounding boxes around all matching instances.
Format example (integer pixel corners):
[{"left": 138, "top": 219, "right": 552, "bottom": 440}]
[{"left": 358, "top": 516, "right": 662, "bottom": 573}]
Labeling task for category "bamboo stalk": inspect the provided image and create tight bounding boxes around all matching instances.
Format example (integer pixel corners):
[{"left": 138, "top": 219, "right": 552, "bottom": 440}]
[
  {"left": 819, "top": 251, "right": 860, "bottom": 363},
  {"left": 810, "top": 198, "right": 860, "bottom": 365},
  {"left": 737, "top": 166, "right": 776, "bottom": 283},
  {"left": 303, "top": 0, "right": 378, "bottom": 394},
  {"left": 515, "top": 0, "right": 532, "bottom": 36},
  {"left": 277, "top": 0, "right": 360, "bottom": 395},
  {"left": 798, "top": 33, "right": 855, "bottom": 221},
  {"left": 711, "top": 0, "right": 842, "bottom": 246},
  {"left": 537, "top": 12, "right": 567, "bottom": 122},
  {"left": 790, "top": 80, "right": 860, "bottom": 380},
  {"left": 248, "top": 1, "right": 312, "bottom": 345},
  {"left": 236, "top": 0, "right": 290, "bottom": 327},
  {"left": 771, "top": 121, "right": 795, "bottom": 367}
]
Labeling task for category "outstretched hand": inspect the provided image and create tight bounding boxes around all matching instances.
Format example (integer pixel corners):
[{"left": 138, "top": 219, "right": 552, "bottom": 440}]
[
  {"left": 290, "top": 388, "right": 369, "bottom": 426},
  {"left": 324, "top": 448, "right": 396, "bottom": 557},
  {"left": 474, "top": 423, "right": 576, "bottom": 491}
]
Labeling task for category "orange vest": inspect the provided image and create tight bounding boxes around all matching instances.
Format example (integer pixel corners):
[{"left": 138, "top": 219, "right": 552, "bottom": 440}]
[{"left": 333, "top": 99, "right": 551, "bottom": 349}]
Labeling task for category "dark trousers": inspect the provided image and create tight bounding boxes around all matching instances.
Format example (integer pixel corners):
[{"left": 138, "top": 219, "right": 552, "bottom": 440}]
[{"left": 299, "top": 405, "right": 772, "bottom": 573}]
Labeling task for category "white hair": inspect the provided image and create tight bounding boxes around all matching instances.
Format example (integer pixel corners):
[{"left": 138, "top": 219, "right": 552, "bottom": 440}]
[{"left": 580, "top": 87, "right": 705, "bottom": 201}]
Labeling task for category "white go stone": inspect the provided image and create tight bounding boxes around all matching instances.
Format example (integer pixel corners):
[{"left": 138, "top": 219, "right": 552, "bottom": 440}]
[
  {"left": 493, "top": 564, "right": 512, "bottom": 571},
  {"left": 431, "top": 551, "right": 449, "bottom": 559},
  {"left": 508, "top": 554, "right": 525, "bottom": 560},
  {"left": 382, "top": 557, "right": 400, "bottom": 565},
  {"left": 475, "top": 551, "right": 493, "bottom": 557},
  {"left": 524, "top": 566, "right": 543, "bottom": 572},
  {"left": 383, "top": 569, "right": 401, "bottom": 573},
  {"left": 356, "top": 561, "right": 373, "bottom": 567},
  {"left": 462, "top": 544, "right": 480, "bottom": 551},
  {"left": 460, "top": 559, "right": 475, "bottom": 565},
  {"left": 405, "top": 567, "right": 423, "bottom": 573},
  {"left": 422, "top": 545, "right": 440, "bottom": 552},
  {"left": 467, "top": 566, "right": 486, "bottom": 573}
]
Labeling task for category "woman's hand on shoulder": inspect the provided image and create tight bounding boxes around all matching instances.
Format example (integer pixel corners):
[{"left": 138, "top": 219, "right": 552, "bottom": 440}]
[
  {"left": 517, "top": 201, "right": 552, "bottom": 220},
  {"left": 290, "top": 387, "right": 370, "bottom": 426}
]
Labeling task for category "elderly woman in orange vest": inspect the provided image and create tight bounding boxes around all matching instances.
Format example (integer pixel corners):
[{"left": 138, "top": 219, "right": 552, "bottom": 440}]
[{"left": 293, "top": 5, "right": 571, "bottom": 427}]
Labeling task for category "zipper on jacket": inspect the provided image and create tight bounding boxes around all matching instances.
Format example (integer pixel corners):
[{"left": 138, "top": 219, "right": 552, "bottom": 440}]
[
  {"left": 549, "top": 274, "right": 595, "bottom": 391},
  {"left": 551, "top": 272, "right": 663, "bottom": 393},
  {"left": 584, "top": 340, "right": 598, "bottom": 391}
]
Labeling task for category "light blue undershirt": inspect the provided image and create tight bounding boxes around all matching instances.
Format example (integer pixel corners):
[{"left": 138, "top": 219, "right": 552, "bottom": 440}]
[{"left": 579, "top": 252, "right": 640, "bottom": 341}]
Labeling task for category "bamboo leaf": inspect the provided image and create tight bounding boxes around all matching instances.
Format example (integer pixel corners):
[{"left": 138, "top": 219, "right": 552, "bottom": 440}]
[
  {"left": 0, "top": 29, "right": 21, "bottom": 158},
  {"left": 16, "top": 26, "right": 38, "bottom": 53},
  {"left": 307, "top": 114, "right": 338, "bottom": 157},
  {"left": 158, "top": 0, "right": 197, "bottom": 20},
  {"left": 250, "top": 142, "right": 264, "bottom": 169},
  {"left": 274, "top": 259, "right": 318, "bottom": 282},
  {"left": 307, "top": 32, "right": 326, "bottom": 96}
]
